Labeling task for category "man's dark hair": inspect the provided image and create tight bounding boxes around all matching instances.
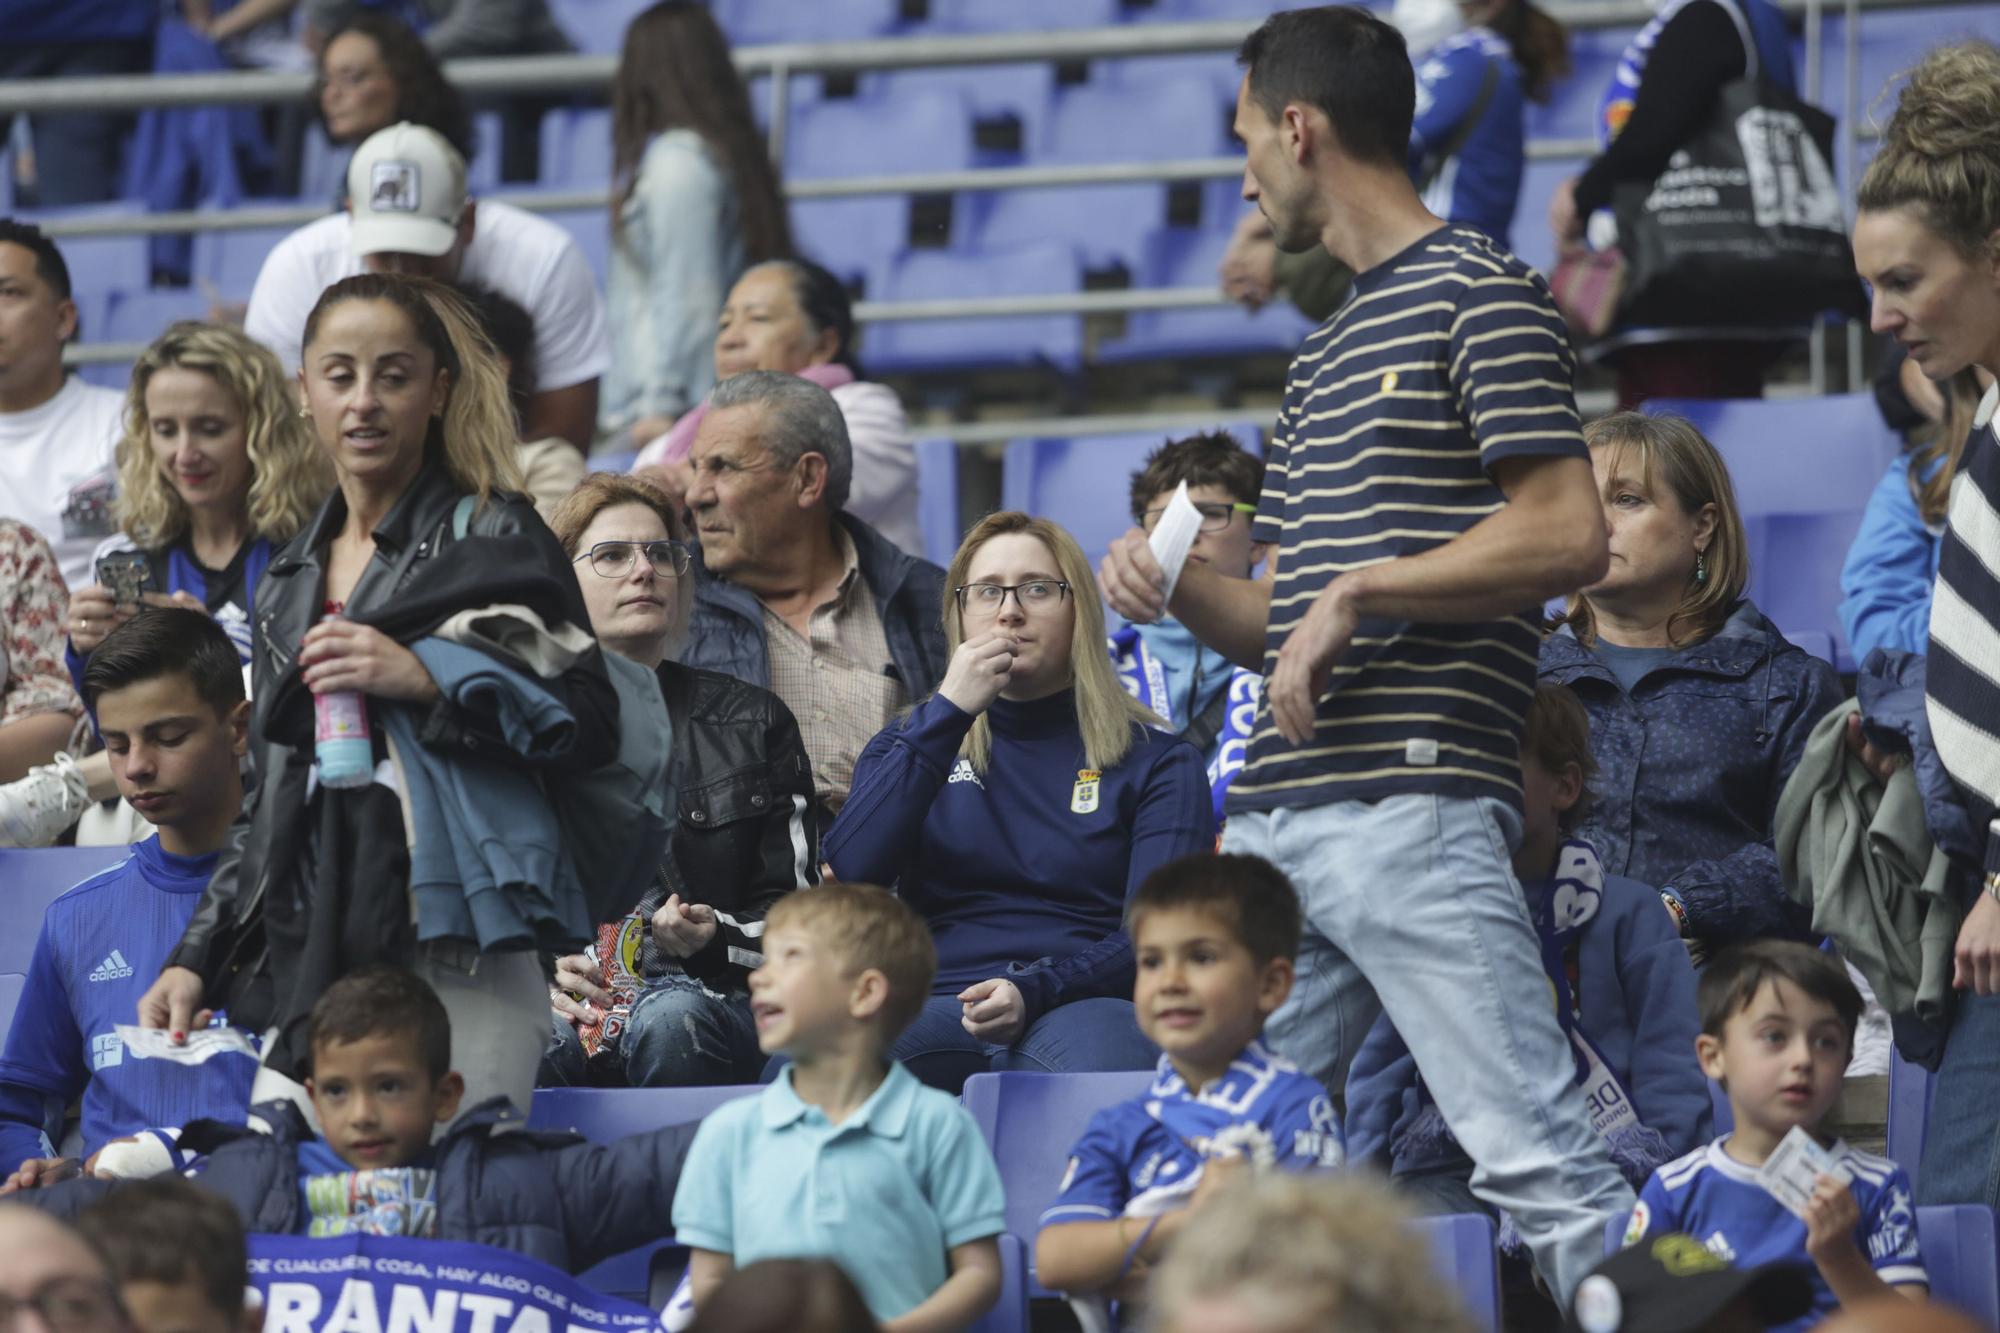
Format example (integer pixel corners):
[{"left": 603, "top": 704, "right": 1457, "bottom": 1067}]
[
  {"left": 463, "top": 284, "right": 536, "bottom": 423},
  {"left": 307, "top": 965, "right": 452, "bottom": 1080},
  {"left": 78, "top": 1178, "right": 246, "bottom": 1318},
  {"left": 1697, "top": 940, "right": 1863, "bottom": 1044},
  {"left": 1128, "top": 853, "right": 1303, "bottom": 966},
  {"left": 81, "top": 608, "right": 245, "bottom": 717},
  {"left": 1237, "top": 6, "right": 1415, "bottom": 168},
  {"left": 1128, "top": 431, "right": 1265, "bottom": 525},
  {"left": 0, "top": 217, "right": 74, "bottom": 302}
]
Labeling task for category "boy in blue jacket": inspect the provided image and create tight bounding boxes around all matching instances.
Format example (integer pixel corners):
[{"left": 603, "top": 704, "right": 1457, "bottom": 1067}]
[
  {"left": 0, "top": 609, "right": 256, "bottom": 1189},
  {"left": 1345, "top": 683, "right": 1711, "bottom": 1218},
  {"left": 30, "top": 965, "right": 696, "bottom": 1273},
  {"left": 1034, "top": 853, "right": 1341, "bottom": 1323}
]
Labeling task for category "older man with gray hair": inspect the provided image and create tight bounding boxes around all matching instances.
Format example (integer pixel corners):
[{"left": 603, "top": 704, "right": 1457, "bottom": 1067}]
[{"left": 682, "top": 372, "right": 949, "bottom": 821}]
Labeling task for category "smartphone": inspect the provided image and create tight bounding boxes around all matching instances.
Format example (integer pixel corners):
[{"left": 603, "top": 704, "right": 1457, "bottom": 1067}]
[{"left": 95, "top": 550, "right": 157, "bottom": 608}]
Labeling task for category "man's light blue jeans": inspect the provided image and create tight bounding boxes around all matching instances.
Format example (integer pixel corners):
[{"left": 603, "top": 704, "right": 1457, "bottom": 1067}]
[{"left": 1224, "top": 792, "right": 1635, "bottom": 1303}]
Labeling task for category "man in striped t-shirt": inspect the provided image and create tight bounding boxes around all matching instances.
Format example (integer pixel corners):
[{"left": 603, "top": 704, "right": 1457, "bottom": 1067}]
[{"left": 1101, "top": 6, "right": 1631, "bottom": 1303}]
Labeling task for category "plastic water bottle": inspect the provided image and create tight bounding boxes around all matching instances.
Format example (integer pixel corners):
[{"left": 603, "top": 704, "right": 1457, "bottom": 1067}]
[{"left": 312, "top": 617, "right": 373, "bottom": 789}]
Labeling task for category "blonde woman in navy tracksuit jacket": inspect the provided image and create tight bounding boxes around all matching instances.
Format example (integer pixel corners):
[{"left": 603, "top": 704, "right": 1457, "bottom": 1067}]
[{"left": 825, "top": 513, "right": 1214, "bottom": 1094}]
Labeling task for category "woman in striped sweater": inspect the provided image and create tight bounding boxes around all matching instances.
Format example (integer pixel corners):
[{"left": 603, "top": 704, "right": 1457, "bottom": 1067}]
[{"left": 1850, "top": 38, "right": 2000, "bottom": 1213}]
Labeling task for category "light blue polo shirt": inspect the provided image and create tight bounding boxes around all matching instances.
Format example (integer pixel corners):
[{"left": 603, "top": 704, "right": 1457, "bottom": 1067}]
[{"left": 670, "top": 1060, "right": 1006, "bottom": 1320}]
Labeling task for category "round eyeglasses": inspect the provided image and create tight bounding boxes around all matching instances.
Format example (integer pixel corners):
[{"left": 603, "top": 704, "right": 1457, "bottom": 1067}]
[
  {"left": 955, "top": 580, "right": 1072, "bottom": 614},
  {"left": 574, "top": 540, "right": 691, "bottom": 579}
]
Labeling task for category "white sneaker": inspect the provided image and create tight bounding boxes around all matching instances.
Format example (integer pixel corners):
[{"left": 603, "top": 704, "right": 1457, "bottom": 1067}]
[{"left": 0, "top": 752, "right": 92, "bottom": 848}]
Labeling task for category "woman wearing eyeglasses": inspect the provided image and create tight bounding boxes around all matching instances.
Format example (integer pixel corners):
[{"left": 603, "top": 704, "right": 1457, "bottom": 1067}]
[
  {"left": 824, "top": 512, "right": 1216, "bottom": 1093},
  {"left": 539, "top": 472, "right": 818, "bottom": 1088}
]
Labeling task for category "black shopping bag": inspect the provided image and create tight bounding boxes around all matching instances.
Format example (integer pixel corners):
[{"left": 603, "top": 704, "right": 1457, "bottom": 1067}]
[{"left": 1611, "top": 78, "right": 1866, "bottom": 329}]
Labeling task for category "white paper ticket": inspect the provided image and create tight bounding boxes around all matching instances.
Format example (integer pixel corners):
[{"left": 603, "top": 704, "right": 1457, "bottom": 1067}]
[
  {"left": 1148, "top": 480, "right": 1205, "bottom": 606},
  {"left": 1759, "top": 1125, "right": 1849, "bottom": 1217},
  {"left": 114, "top": 1024, "right": 259, "bottom": 1066}
]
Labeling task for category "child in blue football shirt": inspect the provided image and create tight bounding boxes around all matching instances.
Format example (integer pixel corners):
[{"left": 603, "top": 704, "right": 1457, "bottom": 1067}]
[
  {"left": 1034, "top": 853, "right": 1341, "bottom": 1316},
  {"left": 0, "top": 610, "right": 257, "bottom": 1187},
  {"left": 1626, "top": 940, "right": 1926, "bottom": 1326}
]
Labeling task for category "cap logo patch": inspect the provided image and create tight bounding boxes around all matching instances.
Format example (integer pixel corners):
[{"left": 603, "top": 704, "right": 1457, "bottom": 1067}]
[{"left": 369, "top": 161, "right": 421, "bottom": 213}]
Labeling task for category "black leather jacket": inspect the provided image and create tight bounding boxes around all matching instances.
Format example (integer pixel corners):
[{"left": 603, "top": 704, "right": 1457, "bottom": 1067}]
[
  {"left": 167, "top": 458, "right": 616, "bottom": 1026},
  {"left": 654, "top": 662, "right": 820, "bottom": 991}
]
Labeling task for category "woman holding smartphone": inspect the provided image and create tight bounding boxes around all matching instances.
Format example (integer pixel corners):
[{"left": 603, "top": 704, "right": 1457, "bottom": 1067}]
[{"left": 0, "top": 322, "right": 330, "bottom": 848}]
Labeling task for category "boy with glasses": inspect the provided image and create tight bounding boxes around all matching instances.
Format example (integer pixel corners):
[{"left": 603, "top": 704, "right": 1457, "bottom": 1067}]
[{"left": 1110, "top": 432, "right": 1271, "bottom": 821}]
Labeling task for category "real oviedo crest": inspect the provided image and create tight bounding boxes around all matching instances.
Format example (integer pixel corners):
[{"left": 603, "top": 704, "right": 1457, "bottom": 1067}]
[{"left": 1071, "top": 769, "right": 1100, "bottom": 815}]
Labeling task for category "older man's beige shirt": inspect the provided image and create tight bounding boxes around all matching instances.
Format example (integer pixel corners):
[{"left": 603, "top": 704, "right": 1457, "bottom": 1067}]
[{"left": 760, "top": 527, "right": 906, "bottom": 816}]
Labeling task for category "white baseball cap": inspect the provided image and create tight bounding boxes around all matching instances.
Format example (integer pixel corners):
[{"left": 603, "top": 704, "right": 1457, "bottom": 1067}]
[{"left": 347, "top": 122, "right": 468, "bottom": 259}]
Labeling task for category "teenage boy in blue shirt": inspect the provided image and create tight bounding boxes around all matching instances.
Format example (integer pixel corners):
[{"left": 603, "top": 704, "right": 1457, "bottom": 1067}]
[
  {"left": 0, "top": 609, "right": 256, "bottom": 1187},
  {"left": 1626, "top": 940, "right": 1926, "bottom": 1328},
  {"left": 672, "top": 883, "right": 1006, "bottom": 1332},
  {"left": 1035, "top": 853, "right": 1341, "bottom": 1319}
]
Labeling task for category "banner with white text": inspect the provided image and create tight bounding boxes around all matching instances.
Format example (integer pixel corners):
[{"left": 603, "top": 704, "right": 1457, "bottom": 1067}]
[{"left": 249, "top": 1235, "right": 667, "bottom": 1333}]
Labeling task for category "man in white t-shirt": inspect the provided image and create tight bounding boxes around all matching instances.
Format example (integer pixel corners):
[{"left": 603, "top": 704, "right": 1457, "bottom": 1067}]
[
  {"left": 244, "top": 122, "right": 610, "bottom": 451},
  {"left": 0, "top": 218, "right": 126, "bottom": 592}
]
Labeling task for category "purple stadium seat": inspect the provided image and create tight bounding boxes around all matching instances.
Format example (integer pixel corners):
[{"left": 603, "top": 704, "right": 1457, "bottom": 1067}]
[
  {"left": 1642, "top": 393, "right": 1903, "bottom": 673},
  {"left": 970, "top": 183, "right": 1172, "bottom": 273},
  {"left": 999, "top": 423, "right": 1266, "bottom": 576},
  {"left": 719, "top": 0, "right": 903, "bottom": 43},
  {"left": 1034, "top": 78, "right": 1229, "bottom": 166},
  {"left": 545, "top": 0, "right": 659, "bottom": 55},
  {"left": 870, "top": 64, "right": 1061, "bottom": 151},
  {"left": 524, "top": 1085, "right": 761, "bottom": 1301},
  {"left": 537, "top": 108, "right": 613, "bottom": 190},
  {"left": 1416, "top": 1212, "right": 1503, "bottom": 1333},
  {"left": 191, "top": 223, "right": 295, "bottom": 304}
]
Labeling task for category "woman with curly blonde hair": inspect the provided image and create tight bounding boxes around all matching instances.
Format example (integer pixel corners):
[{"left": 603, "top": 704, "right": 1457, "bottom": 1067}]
[
  {"left": 0, "top": 325, "right": 335, "bottom": 850},
  {"left": 65, "top": 322, "right": 331, "bottom": 670}
]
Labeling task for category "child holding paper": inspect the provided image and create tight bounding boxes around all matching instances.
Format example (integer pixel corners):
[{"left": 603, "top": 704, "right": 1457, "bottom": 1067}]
[
  {"left": 1624, "top": 940, "right": 1927, "bottom": 1324},
  {"left": 1107, "top": 432, "right": 1270, "bottom": 825}
]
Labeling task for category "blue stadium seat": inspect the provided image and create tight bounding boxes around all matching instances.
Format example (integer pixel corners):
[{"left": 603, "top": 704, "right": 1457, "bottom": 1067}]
[
  {"left": 0, "top": 847, "right": 135, "bottom": 1037},
  {"left": 1034, "top": 78, "right": 1229, "bottom": 166},
  {"left": 958, "top": 1070, "right": 1160, "bottom": 1299},
  {"left": 1917, "top": 1205, "right": 2000, "bottom": 1324},
  {"left": 103, "top": 289, "right": 210, "bottom": 345},
  {"left": 921, "top": 0, "right": 1121, "bottom": 31},
  {"left": 870, "top": 64, "right": 1061, "bottom": 152},
  {"left": 467, "top": 111, "right": 503, "bottom": 193},
  {"left": 26, "top": 206, "right": 150, "bottom": 340},
  {"left": 1887, "top": 1049, "right": 1935, "bottom": 1174},
  {"left": 296, "top": 125, "right": 347, "bottom": 207},
  {"left": 1099, "top": 228, "right": 1315, "bottom": 362},
  {"left": 719, "top": 0, "right": 903, "bottom": 43},
  {"left": 191, "top": 223, "right": 295, "bottom": 304},
  {"left": 1641, "top": 393, "right": 1903, "bottom": 672},
  {"left": 866, "top": 242, "right": 1085, "bottom": 374},
  {"left": 546, "top": 0, "right": 658, "bottom": 55},
  {"left": 971, "top": 183, "right": 1171, "bottom": 273},
  {"left": 534, "top": 202, "right": 612, "bottom": 288},
  {"left": 915, "top": 437, "right": 963, "bottom": 568},
  {"left": 786, "top": 88, "right": 980, "bottom": 290},
  {"left": 592, "top": 449, "right": 639, "bottom": 474},
  {"left": 1816, "top": 7, "right": 1991, "bottom": 125},
  {"left": 538, "top": 108, "right": 613, "bottom": 190},
  {"left": 786, "top": 88, "right": 977, "bottom": 181},
  {"left": 1000, "top": 423, "right": 1266, "bottom": 575},
  {"left": 1415, "top": 1213, "right": 1502, "bottom": 1333},
  {"left": 525, "top": 1085, "right": 760, "bottom": 1301}
]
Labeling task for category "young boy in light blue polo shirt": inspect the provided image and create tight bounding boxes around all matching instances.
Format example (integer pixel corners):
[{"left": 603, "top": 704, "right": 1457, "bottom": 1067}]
[{"left": 671, "top": 883, "right": 1006, "bottom": 1329}]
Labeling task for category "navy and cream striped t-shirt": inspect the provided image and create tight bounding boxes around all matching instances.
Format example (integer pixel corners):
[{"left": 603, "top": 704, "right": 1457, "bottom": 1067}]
[{"left": 1230, "top": 225, "right": 1586, "bottom": 813}]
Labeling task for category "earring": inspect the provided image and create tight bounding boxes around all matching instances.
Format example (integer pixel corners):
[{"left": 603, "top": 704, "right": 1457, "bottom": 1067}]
[
  {"left": 298, "top": 405, "right": 310, "bottom": 419},
  {"left": 1695, "top": 553, "right": 1709, "bottom": 585}
]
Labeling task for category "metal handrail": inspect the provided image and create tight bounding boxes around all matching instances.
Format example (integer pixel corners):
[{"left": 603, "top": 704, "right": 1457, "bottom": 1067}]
[{"left": 0, "top": 0, "right": 1973, "bottom": 115}]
